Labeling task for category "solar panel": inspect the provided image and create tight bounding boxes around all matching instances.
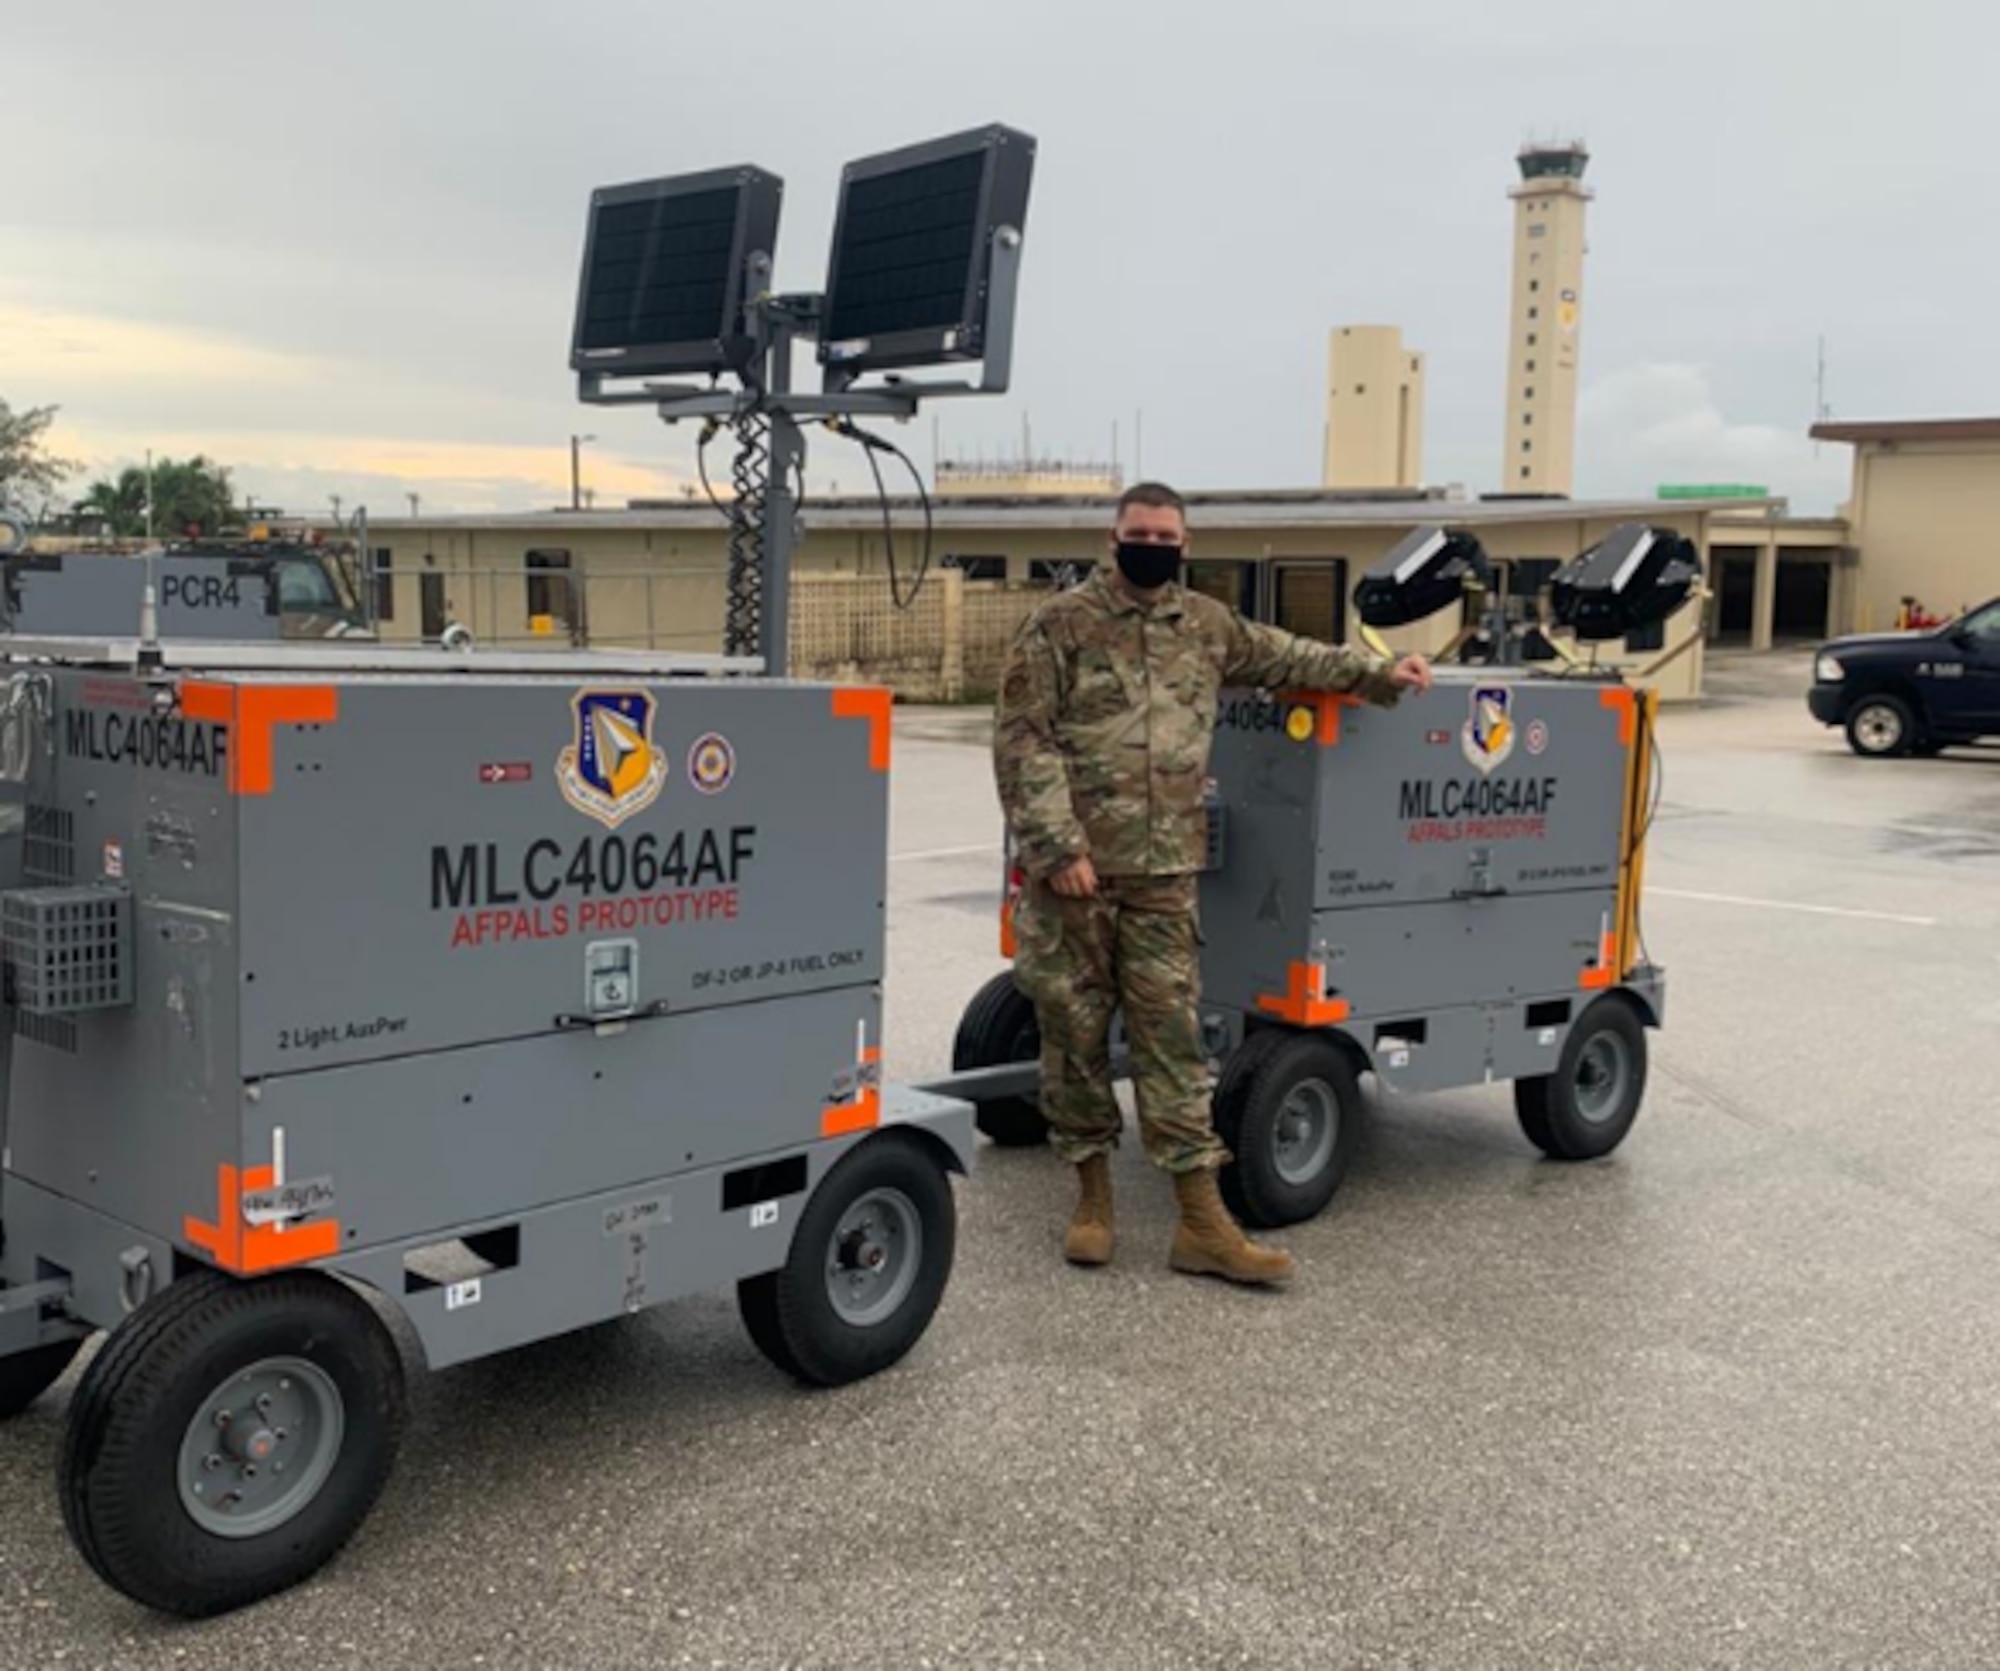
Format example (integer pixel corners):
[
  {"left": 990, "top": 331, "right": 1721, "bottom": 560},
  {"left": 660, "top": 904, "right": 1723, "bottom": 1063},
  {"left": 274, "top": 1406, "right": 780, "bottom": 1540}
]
[
  {"left": 569, "top": 167, "right": 782, "bottom": 378},
  {"left": 820, "top": 126, "right": 1034, "bottom": 374}
]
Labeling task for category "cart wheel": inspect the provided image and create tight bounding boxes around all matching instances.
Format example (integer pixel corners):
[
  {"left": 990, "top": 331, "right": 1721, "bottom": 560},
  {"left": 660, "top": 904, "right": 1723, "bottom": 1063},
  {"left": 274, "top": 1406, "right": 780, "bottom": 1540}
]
[
  {"left": 1845, "top": 694, "right": 1915, "bottom": 758},
  {"left": 1212, "top": 1031, "right": 1364, "bottom": 1229},
  {"left": 59, "top": 1268, "right": 405, "bottom": 1618},
  {"left": 0, "top": 1338, "right": 84, "bottom": 1420},
  {"left": 1514, "top": 998, "right": 1648, "bottom": 1160},
  {"left": 737, "top": 1133, "right": 956, "bottom": 1389},
  {"left": 952, "top": 971, "right": 1049, "bottom": 1147}
]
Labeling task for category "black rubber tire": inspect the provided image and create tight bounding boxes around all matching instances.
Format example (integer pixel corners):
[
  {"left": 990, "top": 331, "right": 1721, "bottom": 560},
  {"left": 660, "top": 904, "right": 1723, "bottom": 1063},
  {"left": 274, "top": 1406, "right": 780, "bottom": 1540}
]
[
  {"left": 0, "top": 1338, "right": 84, "bottom": 1420},
  {"left": 951, "top": 971, "right": 1050, "bottom": 1147},
  {"left": 737, "top": 1133, "right": 956, "bottom": 1389},
  {"left": 59, "top": 1268, "right": 406, "bottom": 1619},
  {"left": 1514, "top": 998, "right": 1649, "bottom": 1161},
  {"left": 1212, "top": 1030, "right": 1364, "bottom": 1229},
  {"left": 1845, "top": 693, "right": 1917, "bottom": 758}
]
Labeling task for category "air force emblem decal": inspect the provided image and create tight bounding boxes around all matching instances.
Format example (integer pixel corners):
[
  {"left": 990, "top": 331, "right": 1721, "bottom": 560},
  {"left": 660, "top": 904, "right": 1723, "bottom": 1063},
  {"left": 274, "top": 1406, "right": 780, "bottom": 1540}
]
[
  {"left": 558, "top": 689, "right": 668, "bottom": 827},
  {"left": 1461, "top": 685, "right": 1517, "bottom": 775}
]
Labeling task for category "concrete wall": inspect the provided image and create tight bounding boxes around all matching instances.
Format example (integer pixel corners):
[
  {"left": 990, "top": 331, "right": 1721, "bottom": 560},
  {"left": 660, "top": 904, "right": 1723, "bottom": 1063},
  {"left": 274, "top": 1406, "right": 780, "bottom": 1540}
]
[
  {"left": 1846, "top": 439, "right": 2000, "bottom": 631},
  {"left": 361, "top": 502, "right": 1716, "bottom": 701},
  {"left": 1323, "top": 327, "right": 1425, "bottom": 489}
]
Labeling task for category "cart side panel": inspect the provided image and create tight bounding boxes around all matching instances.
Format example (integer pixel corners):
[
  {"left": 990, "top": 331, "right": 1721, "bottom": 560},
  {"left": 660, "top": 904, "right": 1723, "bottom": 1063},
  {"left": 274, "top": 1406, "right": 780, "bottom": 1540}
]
[{"left": 7, "top": 670, "right": 240, "bottom": 1244}]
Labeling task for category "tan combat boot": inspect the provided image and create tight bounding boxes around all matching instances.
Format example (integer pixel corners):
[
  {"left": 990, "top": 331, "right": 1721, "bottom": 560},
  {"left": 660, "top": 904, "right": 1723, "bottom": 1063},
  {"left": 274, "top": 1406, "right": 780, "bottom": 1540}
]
[
  {"left": 1063, "top": 1154, "right": 1115, "bottom": 1266},
  {"left": 1169, "top": 1169, "right": 1295, "bottom": 1287}
]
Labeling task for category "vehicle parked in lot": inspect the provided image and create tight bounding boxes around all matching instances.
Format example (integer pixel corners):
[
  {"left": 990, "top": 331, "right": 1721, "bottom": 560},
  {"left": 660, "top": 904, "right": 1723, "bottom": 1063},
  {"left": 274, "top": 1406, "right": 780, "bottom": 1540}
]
[{"left": 1808, "top": 597, "right": 2000, "bottom": 757}]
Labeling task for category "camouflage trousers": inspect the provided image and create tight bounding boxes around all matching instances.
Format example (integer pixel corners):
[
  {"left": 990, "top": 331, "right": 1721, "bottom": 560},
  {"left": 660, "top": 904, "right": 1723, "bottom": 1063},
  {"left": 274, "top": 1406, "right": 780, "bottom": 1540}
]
[{"left": 1011, "top": 872, "right": 1225, "bottom": 1175}]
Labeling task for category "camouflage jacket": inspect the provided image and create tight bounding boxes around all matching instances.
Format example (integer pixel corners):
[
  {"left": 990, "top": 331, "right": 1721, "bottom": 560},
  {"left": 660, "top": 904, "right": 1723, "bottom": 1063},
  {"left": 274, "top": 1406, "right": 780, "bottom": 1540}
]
[{"left": 994, "top": 569, "right": 1404, "bottom": 879}]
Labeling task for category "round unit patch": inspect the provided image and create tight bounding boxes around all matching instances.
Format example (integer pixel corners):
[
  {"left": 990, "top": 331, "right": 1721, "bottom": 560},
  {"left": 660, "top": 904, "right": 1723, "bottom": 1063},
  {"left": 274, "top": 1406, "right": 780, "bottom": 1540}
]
[
  {"left": 688, "top": 733, "right": 736, "bottom": 794},
  {"left": 1285, "top": 706, "right": 1316, "bottom": 743},
  {"left": 1526, "top": 719, "right": 1550, "bottom": 756}
]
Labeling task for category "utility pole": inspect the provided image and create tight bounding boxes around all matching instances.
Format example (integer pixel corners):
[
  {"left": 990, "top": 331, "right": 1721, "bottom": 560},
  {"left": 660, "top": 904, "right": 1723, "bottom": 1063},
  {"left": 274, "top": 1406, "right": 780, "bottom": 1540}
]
[{"left": 570, "top": 434, "right": 595, "bottom": 510}]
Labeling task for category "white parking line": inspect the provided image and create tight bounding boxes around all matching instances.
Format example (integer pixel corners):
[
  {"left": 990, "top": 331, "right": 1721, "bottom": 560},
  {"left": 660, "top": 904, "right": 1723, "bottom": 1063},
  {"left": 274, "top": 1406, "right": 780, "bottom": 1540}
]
[
  {"left": 1649, "top": 887, "right": 1935, "bottom": 927},
  {"left": 889, "top": 843, "right": 1003, "bottom": 863}
]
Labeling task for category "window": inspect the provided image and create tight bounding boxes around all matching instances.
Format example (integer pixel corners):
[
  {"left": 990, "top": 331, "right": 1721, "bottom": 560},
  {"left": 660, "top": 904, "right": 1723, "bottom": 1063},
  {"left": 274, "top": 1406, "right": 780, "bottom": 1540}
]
[
  {"left": 1959, "top": 601, "right": 2000, "bottom": 646},
  {"left": 1526, "top": 360, "right": 1536, "bottom": 372},
  {"left": 942, "top": 554, "right": 1006, "bottom": 581},
  {"left": 1029, "top": 558, "right": 1094, "bottom": 589},
  {"left": 525, "top": 549, "right": 576, "bottom": 635},
  {"left": 371, "top": 547, "right": 394, "bottom": 621},
  {"left": 1530, "top": 280, "right": 1540, "bottom": 293},
  {"left": 1186, "top": 560, "right": 1255, "bottom": 615},
  {"left": 1355, "top": 384, "right": 1367, "bottom": 395},
  {"left": 1522, "top": 441, "right": 1533, "bottom": 453},
  {"left": 1273, "top": 561, "right": 1349, "bottom": 641},
  {"left": 1527, "top": 334, "right": 1538, "bottom": 346},
  {"left": 1520, "top": 466, "right": 1532, "bottom": 480},
  {"left": 1528, "top": 307, "right": 1539, "bottom": 320},
  {"left": 1528, "top": 223, "right": 1547, "bottom": 239},
  {"left": 1525, "top": 388, "right": 1536, "bottom": 400},
  {"left": 1524, "top": 413, "right": 1534, "bottom": 425}
]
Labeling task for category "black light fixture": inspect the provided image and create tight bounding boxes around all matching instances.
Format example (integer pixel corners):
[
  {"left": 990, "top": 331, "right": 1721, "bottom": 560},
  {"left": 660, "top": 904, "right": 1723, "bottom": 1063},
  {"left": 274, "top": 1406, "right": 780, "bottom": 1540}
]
[
  {"left": 568, "top": 166, "right": 783, "bottom": 379},
  {"left": 818, "top": 125, "right": 1034, "bottom": 377},
  {"left": 1354, "top": 526, "right": 1493, "bottom": 628},
  {"left": 1549, "top": 524, "right": 1702, "bottom": 642}
]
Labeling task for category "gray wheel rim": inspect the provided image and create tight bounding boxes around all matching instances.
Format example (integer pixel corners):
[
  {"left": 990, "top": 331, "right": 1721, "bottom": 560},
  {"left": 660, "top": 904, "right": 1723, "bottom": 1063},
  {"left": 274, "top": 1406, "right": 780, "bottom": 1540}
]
[
  {"left": 1574, "top": 1032, "right": 1634, "bottom": 1124},
  {"left": 1272, "top": 1078, "right": 1339, "bottom": 1185},
  {"left": 1855, "top": 703, "right": 1903, "bottom": 753},
  {"left": 825, "top": 1187, "right": 922, "bottom": 1327},
  {"left": 178, "top": 1356, "right": 344, "bottom": 1540}
]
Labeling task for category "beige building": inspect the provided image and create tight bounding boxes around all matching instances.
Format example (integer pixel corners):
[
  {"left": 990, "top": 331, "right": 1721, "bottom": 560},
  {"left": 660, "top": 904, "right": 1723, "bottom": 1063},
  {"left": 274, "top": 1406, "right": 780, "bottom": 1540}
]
[
  {"left": 1322, "top": 326, "right": 1426, "bottom": 489},
  {"left": 1809, "top": 418, "right": 2000, "bottom": 631},
  {"left": 348, "top": 490, "right": 1754, "bottom": 704},
  {"left": 1503, "top": 143, "right": 1590, "bottom": 497}
]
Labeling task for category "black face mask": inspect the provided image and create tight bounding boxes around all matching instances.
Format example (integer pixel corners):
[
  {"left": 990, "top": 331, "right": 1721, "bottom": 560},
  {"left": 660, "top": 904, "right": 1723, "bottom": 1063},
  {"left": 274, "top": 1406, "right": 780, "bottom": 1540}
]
[{"left": 1114, "top": 540, "right": 1184, "bottom": 590}]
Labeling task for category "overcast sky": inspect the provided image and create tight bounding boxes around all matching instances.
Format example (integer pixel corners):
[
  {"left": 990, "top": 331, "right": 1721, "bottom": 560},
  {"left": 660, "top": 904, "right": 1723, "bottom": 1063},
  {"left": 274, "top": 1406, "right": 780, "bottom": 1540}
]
[{"left": 4, "top": 0, "right": 1991, "bottom": 519}]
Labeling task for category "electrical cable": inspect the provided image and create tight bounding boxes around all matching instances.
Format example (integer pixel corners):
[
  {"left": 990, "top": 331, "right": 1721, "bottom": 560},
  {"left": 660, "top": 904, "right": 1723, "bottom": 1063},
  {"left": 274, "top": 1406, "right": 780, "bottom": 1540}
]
[
  {"left": 695, "top": 421, "right": 731, "bottom": 521},
  {"left": 1630, "top": 693, "right": 1665, "bottom": 972},
  {"left": 824, "top": 417, "right": 934, "bottom": 612},
  {"left": 722, "top": 413, "right": 770, "bottom": 659}
]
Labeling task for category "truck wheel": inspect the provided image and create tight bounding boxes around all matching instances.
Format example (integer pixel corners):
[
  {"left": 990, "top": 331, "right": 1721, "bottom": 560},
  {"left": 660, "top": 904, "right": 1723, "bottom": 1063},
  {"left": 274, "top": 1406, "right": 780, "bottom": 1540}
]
[
  {"left": 737, "top": 1133, "right": 955, "bottom": 1389},
  {"left": 1514, "top": 999, "right": 1648, "bottom": 1160},
  {"left": 0, "top": 1338, "right": 83, "bottom": 1420},
  {"left": 1212, "top": 1031, "right": 1363, "bottom": 1228},
  {"left": 951, "top": 972, "right": 1049, "bottom": 1147},
  {"left": 1846, "top": 694, "right": 1915, "bottom": 758},
  {"left": 59, "top": 1268, "right": 406, "bottom": 1618}
]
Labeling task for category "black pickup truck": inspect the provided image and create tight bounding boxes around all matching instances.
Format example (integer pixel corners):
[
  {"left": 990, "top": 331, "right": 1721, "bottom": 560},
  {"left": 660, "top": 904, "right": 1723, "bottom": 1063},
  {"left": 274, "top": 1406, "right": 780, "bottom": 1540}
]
[{"left": 1807, "top": 597, "right": 2000, "bottom": 756}]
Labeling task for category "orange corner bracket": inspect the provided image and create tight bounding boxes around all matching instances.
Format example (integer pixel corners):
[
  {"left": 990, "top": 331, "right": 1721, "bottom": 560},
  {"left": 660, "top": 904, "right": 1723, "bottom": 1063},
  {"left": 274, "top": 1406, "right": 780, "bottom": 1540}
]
[
  {"left": 1256, "top": 960, "right": 1352, "bottom": 1027},
  {"left": 180, "top": 681, "right": 340, "bottom": 796},
  {"left": 185, "top": 1163, "right": 342, "bottom": 1274},
  {"left": 831, "top": 686, "right": 893, "bottom": 772}
]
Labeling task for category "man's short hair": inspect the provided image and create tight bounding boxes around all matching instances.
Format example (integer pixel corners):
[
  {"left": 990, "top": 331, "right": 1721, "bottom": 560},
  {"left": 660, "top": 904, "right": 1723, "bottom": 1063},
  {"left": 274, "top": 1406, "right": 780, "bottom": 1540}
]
[{"left": 1114, "top": 481, "right": 1186, "bottom": 523}]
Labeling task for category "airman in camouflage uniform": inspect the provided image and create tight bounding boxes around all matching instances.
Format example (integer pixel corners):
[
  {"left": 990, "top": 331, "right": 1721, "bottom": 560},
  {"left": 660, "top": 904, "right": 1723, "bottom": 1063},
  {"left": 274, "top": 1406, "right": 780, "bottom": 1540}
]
[{"left": 994, "top": 481, "right": 1431, "bottom": 1285}]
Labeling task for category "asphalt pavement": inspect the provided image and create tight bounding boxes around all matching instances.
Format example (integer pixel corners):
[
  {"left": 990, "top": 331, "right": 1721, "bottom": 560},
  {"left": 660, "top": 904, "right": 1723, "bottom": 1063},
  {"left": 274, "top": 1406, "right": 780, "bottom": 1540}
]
[{"left": 3, "top": 648, "right": 1998, "bottom": 1669}]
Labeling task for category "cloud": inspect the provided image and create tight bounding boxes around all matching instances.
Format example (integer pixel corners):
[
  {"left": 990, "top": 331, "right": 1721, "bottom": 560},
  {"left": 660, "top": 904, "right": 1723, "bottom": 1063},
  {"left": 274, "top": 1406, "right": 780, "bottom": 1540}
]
[
  {"left": 1579, "top": 364, "right": 1851, "bottom": 512},
  {"left": 44, "top": 423, "right": 692, "bottom": 516},
  {"left": 0, "top": 304, "right": 323, "bottom": 390}
]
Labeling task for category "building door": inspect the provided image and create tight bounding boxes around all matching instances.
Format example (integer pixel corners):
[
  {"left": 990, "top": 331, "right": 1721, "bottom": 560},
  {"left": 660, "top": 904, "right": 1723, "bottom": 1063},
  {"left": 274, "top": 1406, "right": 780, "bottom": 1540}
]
[
  {"left": 420, "top": 572, "right": 448, "bottom": 641},
  {"left": 1713, "top": 556, "right": 1755, "bottom": 642},
  {"left": 1773, "top": 558, "right": 1833, "bottom": 641}
]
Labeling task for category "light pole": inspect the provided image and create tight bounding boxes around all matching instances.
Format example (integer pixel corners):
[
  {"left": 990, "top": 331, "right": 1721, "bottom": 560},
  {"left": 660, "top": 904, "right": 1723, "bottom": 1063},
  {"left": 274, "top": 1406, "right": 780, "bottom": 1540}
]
[
  {"left": 407, "top": 492, "right": 421, "bottom": 518},
  {"left": 570, "top": 434, "right": 596, "bottom": 511}
]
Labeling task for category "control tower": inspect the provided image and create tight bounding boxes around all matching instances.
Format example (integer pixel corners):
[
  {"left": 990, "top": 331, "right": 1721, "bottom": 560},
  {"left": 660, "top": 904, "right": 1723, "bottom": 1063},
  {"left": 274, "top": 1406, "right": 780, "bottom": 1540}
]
[{"left": 1502, "top": 141, "right": 1591, "bottom": 496}]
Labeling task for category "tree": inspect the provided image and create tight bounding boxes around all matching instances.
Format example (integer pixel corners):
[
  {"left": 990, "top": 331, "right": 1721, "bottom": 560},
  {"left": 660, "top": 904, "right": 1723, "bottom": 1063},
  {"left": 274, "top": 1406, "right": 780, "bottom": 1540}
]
[
  {"left": 74, "top": 455, "right": 236, "bottom": 540},
  {"left": 0, "top": 400, "right": 79, "bottom": 513}
]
